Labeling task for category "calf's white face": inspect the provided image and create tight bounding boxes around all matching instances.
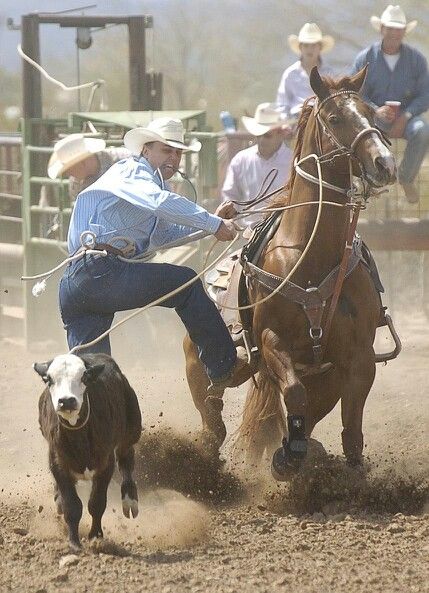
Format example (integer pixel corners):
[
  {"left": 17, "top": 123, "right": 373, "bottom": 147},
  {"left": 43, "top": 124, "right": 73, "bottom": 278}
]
[{"left": 34, "top": 354, "right": 87, "bottom": 426}]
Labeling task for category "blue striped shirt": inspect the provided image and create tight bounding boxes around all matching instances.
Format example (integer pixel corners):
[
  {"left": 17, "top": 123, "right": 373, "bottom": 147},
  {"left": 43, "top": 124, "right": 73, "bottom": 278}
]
[{"left": 67, "top": 156, "right": 222, "bottom": 255}]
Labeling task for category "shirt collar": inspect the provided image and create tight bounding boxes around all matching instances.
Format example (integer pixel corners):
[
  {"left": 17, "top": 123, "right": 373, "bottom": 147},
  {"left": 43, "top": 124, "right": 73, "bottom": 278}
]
[{"left": 256, "top": 142, "right": 285, "bottom": 161}]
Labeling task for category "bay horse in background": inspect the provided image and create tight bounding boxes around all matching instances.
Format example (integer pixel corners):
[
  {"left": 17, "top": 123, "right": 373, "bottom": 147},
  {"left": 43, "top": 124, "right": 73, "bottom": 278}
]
[{"left": 184, "top": 66, "right": 397, "bottom": 478}]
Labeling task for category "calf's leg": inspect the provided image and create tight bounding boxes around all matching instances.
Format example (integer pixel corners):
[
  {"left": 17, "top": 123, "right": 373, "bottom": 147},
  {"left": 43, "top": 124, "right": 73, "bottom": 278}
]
[
  {"left": 116, "top": 446, "right": 139, "bottom": 518},
  {"left": 51, "top": 462, "right": 82, "bottom": 550},
  {"left": 53, "top": 482, "right": 63, "bottom": 515},
  {"left": 88, "top": 454, "right": 115, "bottom": 539}
]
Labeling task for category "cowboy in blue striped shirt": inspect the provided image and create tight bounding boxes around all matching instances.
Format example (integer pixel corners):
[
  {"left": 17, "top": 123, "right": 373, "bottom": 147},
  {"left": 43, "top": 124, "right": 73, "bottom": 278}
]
[
  {"left": 351, "top": 5, "right": 429, "bottom": 203},
  {"left": 60, "top": 118, "right": 252, "bottom": 390}
]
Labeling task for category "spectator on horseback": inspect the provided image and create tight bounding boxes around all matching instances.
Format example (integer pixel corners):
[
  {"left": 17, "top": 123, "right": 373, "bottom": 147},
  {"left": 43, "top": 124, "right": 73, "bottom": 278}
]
[
  {"left": 59, "top": 117, "right": 253, "bottom": 392},
  {"left": 218, "top": 103, "right": 292, "bottom": 228},
  {"left": 276, "top": 23, "right": 335, "bottom": 125},
  {"left": 48, "top": 133, "right": 130, "bottom": 202},
  {"left": 351, "top": 5, "right": 429, "bottom": 204}
]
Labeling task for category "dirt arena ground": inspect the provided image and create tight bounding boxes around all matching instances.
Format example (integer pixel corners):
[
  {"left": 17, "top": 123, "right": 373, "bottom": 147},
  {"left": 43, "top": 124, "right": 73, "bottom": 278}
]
[{"left": 0, "top": 310, "right": 428, "bottom": 593}]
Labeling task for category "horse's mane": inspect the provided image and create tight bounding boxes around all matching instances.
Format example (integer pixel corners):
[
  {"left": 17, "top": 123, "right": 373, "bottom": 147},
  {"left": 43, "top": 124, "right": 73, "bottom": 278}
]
[{"left": 270, "top": 74, "right": 371, "bottom": 210}]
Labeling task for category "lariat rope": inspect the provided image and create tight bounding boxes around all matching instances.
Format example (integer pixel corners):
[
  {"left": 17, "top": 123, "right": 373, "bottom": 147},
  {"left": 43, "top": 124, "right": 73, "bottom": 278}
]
[
  {"left": 20, "top": 153, "right": 343, "bottom": 353},
  {"left": 18, "top": 44, "right": 105, "bottom": 93},
  {"left": 22, "top": 90, "right": 387, "bottom": 352}
]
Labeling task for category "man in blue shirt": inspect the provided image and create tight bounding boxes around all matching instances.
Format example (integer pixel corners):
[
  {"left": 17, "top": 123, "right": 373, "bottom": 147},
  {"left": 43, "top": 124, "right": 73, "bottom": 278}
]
[
  {"left": 59, "top": 117, "right": 252, "bottom": 390},
  {"left": 351, "top": 5, "right": 429, "bottom": 203}
]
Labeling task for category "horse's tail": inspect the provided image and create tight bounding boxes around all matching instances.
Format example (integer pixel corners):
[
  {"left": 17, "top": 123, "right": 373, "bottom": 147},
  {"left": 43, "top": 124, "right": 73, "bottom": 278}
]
[{"left": 235, "top": 368, "right": 286, "bottom": 460}]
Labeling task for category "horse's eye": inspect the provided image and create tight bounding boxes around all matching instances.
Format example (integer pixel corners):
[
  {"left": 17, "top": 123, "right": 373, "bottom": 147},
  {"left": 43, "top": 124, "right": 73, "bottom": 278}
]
[{"left": 328, "top": 114, "right": 340, "bottom": 125}]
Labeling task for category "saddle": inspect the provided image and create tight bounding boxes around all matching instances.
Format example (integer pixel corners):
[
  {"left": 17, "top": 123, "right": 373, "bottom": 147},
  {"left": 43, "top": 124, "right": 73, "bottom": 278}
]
[{"left": 206, "top": 212, "right": 401, "bottom": 369}]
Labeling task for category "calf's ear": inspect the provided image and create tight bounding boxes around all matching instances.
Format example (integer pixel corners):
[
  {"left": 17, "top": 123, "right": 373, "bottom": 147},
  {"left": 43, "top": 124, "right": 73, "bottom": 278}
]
[
  {"left": 33, "top": 361, "right": 51, "bottom": 383},
  {"left": 82, "top": 364, "right": 105, "bottom": 385}
]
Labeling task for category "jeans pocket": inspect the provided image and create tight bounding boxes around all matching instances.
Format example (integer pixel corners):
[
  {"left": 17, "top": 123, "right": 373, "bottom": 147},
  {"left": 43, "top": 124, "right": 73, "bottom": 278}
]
[{"left": 68, "top": 255, "right": 117, "bottom": 297}]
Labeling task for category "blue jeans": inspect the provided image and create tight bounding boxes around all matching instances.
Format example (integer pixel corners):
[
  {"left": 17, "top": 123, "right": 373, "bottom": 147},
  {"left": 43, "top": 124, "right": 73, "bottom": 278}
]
[
  {"left": 379, "top": 116, "right": 429, "bottom": 184},
  {"left": 59, "top": 254, "right": 236, "bottom": 381}
]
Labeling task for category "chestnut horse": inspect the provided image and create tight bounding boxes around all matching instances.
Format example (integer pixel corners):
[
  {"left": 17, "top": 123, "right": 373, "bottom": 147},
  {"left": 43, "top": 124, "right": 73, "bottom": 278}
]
[{"left": 184, "top": 66, "right": 396, "bottom": 478}]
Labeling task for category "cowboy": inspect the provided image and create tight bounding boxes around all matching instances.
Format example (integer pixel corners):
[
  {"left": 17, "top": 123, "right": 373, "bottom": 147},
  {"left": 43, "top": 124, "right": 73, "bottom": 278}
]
[
  {"left": 276, "top": 23, "right": 335, "bottom": 122},
  {"left": 59, "top": 117, "right": 252, "bottom": 391},
  {"left": 219, "top": 103, "right": 293, "bottom": 227},
  {"left": 351, "top": 5, "right": 429, "bottom": 204},
  {"left": 48, "top": 133, "right": 130, "bottom": 201}
]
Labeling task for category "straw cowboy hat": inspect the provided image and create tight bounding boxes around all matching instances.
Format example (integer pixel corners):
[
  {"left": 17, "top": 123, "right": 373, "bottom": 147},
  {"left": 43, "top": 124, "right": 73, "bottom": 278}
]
[
  {"left": 241, "top": 103, "right": 285, "bottom": 136},
  {"left": 288, "top": 23, "right": 335, "bottom": 55},
  {"left": 48, "top": 134, "right": 106, "bottom": 179},
  {"left": 124, "top": 117, "right": 201, "bottom": 156},
  {"left": 370, "top": 5, "right": 417, "bottom": 33}
]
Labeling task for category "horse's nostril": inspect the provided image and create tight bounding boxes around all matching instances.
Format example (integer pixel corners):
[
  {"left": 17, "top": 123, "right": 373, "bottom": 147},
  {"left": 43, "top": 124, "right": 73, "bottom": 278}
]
[{"left": 374, "top": 156, "right": 396, "bottom": 181}]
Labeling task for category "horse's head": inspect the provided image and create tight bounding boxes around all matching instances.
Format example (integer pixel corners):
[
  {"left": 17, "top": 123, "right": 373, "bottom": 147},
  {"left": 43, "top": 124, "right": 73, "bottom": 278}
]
[{"left": 309, "top": 66, "right": 396, "bottom": 188}]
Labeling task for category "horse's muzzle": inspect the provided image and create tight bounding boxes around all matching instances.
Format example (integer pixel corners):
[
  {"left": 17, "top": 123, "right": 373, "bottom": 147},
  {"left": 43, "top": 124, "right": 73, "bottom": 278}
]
[{"left": 371, "top": 154, "right": 397, "bottom": 187}]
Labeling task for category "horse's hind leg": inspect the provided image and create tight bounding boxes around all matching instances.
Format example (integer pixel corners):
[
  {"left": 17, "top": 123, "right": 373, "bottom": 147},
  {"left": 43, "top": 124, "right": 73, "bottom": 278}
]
[
  {"left": 260, "top": 329, "right": 308, "bottom": 479},
  {"left": 183, "top": 335, "right": 226, "bottom": 455},
  {"left": 340, "top": 355, "right": 376, "bottom": 466}
]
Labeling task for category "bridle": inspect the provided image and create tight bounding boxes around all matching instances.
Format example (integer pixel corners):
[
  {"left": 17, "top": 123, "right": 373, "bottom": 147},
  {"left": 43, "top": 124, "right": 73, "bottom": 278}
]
[
  {"left": 296, "top": 90, "right": 391, "bottom": 200},
  {"left": 315, "top": 90, "right": 390, "bottom": 165}
]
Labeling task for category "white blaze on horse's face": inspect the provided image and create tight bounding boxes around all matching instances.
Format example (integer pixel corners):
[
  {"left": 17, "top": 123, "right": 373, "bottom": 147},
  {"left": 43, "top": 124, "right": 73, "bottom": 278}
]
[
  {"left": 43, "top": 354, "right": 86, "bottom": 425},
  {"left": 346, "top": 97, "right": 396, "bottom": 187}
]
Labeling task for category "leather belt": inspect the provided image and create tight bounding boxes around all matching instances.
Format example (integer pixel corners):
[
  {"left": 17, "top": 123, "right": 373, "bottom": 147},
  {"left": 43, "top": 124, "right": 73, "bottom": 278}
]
[{"left": 85, "top": 242, "right": 125, "bottom": 257}]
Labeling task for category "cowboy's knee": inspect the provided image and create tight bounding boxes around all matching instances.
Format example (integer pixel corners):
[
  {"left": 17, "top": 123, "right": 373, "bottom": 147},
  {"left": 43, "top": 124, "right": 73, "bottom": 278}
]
[
  {"left": 419, "top": 123, "right": 429, "bottom": 145},
  {"left": 410, "top": 121, "right": 429, "bottom": 145},
  {"left": 181, "top": 266, "right": 198, "bottom": 283}
]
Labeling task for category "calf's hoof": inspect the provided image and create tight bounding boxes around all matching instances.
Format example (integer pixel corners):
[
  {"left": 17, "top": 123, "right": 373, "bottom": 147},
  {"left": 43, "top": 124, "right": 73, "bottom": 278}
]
[
  {"left": 122, "top": 495, "right": 139, "bottom": 519},
  {"left": 88, "top": 527, "right": 103, "bottom": 540},
  {"left": 271, "top": 437, "right": 308, "bottom": 481},
  {"left": 69, "top": 539, "right": 82, "bottom": 552}
]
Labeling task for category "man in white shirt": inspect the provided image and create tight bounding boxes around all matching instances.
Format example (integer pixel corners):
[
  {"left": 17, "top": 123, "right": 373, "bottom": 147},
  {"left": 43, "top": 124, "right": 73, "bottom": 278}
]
[
  {"left": 219, "top": 103, "right": 293, "bottom": 227},
  {"left": 276, "top": 23, "right": 335, "bottom": 121}
]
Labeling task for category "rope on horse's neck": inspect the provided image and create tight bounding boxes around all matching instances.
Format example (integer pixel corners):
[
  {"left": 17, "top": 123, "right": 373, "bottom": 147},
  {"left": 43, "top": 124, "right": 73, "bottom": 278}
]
[
  {"left": 203, "top": 152, "right": 329, "bottom": 312},
  {"left": 57, "top": 391, "right": 91, "bottom": 431}
]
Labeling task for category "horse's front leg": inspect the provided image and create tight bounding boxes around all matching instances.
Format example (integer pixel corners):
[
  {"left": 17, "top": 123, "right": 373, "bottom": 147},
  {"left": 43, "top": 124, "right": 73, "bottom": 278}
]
[
  {"left": 261, "top": 329, "right": 308, "bottom": 479},
  {"left": 340, "top": 349, "right": 376, "bottom": 466}
]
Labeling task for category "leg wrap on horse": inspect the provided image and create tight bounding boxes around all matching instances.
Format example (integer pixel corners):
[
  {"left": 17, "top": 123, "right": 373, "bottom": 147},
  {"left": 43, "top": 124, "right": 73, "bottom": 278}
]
[{"left": 271, "top": 415, "right": 308, "bottom": 480}]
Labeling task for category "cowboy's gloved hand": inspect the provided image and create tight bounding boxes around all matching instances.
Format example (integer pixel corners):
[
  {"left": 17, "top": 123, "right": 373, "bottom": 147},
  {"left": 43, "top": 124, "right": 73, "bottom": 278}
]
[
  {"left": 215, "top": 200, "right": 237, "bottom": 219},
  {"left": 388, "top": 114, "right": 407, "bottom": 139},
  {"left": 214, "top": 219, "right": 237, "bottom": 241},
  {"left": 376, "top": 106, "right": 396, "bottom": 124}
]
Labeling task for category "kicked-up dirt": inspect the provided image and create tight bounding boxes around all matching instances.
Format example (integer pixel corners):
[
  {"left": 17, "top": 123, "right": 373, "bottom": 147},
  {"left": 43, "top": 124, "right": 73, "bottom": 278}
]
[{"left": 0, "top": 311, "right": 428, "bottom": 593}]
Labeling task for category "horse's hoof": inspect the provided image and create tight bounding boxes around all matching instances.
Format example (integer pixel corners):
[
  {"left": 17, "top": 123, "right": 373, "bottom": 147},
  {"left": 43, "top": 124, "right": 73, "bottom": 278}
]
[{"left": 271, "top": 438, "right": 308, "bottom": 481}]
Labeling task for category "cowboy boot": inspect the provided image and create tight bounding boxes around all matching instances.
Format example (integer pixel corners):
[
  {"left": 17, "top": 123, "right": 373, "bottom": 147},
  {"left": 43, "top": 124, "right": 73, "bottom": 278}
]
[{"left": 206, "top": 347, "right": 255, "bottom": 395}]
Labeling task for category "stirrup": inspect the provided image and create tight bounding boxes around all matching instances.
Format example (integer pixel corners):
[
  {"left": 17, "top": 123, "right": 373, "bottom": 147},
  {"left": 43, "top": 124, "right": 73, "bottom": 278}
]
[{"left": 375, "top": 313, "right": 402, "bottom": 363}]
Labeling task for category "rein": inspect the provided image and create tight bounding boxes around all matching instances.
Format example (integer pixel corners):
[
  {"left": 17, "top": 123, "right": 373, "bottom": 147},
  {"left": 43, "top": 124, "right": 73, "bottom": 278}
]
[{"left": 57, "top": 391, "right": 91, "bottom": 431}]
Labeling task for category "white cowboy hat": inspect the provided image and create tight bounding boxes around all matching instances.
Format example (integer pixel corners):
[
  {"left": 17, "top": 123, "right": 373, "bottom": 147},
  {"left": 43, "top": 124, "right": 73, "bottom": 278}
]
[
  {"left": 288, "top": 23, "right": 335, "bottom": 55},
  {"left": 241, "top": 103, "right": 285, "bottom": 136},
  {"left": 370, "top": 5, "right": 417, "bottom": 33},
  {"left": 123, "top": 117, "right": 201, "bottom": 156},
  {"left": 48, "top": 134, "right": 106, "bottom": 179}
]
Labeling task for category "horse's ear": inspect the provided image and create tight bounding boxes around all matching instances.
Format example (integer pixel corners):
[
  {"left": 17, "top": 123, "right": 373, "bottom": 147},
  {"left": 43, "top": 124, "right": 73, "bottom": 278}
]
[
  {"left": 348, "top": 64, "right": 368, "bottom": 92},
  {"left": 309, "top": 67, "right": 330, "bottom": 101}
]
